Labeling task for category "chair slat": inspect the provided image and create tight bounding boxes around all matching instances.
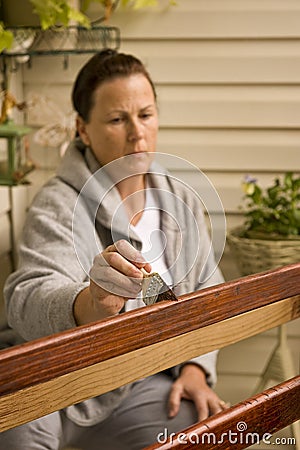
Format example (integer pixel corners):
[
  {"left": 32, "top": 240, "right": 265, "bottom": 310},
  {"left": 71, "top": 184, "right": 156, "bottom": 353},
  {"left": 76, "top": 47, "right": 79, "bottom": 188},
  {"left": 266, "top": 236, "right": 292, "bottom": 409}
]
[
  {"left": 0, "top": 263, "right": 299, "bottom": 396},
  {"left": 0, "top": 263, "right": 299, "bottom": 436}
]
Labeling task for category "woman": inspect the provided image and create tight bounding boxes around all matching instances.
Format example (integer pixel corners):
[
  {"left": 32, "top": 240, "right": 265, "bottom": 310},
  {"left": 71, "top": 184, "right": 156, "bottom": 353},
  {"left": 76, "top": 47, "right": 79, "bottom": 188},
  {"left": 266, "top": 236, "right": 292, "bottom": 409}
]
[{"left": 3, "top": 50, "right": 227, "bottom": 450}]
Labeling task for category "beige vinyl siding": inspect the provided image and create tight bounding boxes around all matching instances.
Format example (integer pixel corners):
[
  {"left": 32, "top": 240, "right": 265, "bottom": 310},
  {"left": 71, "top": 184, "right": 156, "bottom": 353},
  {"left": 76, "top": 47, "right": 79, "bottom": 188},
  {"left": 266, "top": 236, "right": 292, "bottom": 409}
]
[
  {"left": 23, "top": 2, "right": 300, "bottom": 211},
  {"left": 1, "top": 0, "right": 299, "bottom": 444}
]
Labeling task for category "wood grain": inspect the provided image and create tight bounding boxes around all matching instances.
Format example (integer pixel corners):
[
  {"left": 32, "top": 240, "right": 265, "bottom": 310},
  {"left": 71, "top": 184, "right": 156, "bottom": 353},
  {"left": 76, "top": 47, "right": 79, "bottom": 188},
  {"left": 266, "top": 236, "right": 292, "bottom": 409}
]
[
  {"left": 0, "top": 264, "right": 299, "bottom": 398},
  {"left": 145, "top": 376, "right": 300, "bottom": 450},
  {"left": 0, "top": 295, "right": 299, "bottom": 432}
]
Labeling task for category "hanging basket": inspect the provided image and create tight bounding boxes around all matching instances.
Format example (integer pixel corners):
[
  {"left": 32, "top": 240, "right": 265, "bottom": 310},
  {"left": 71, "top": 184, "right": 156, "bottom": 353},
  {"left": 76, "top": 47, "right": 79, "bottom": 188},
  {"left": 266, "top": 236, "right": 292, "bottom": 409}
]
[{"left": 227, "top": 226, "right": 300, "bottom": 276}]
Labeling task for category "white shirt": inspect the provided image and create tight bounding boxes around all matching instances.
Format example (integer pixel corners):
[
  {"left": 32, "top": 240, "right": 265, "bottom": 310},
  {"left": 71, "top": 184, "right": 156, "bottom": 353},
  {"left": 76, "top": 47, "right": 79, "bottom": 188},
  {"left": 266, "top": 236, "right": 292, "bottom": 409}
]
[{"left": 125, "top": 188, "right": 173, "bottom": 311}]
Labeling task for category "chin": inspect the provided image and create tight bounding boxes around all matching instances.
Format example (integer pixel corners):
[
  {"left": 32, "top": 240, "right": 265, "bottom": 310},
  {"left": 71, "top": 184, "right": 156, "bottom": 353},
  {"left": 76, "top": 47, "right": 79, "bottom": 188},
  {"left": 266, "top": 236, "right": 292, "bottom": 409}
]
[
  {"left": 104, "top": 152, "right": 155, "bottom": 183},
  {"left": 123, "top": 152, "right": 154, "bottom": 174}
]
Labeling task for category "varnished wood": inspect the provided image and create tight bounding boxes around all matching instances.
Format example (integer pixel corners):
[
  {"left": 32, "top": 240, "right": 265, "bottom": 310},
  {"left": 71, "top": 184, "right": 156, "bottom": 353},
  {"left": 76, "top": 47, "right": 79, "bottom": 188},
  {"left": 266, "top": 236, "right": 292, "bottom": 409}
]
[
  {"left": 0, "top": 295, "right": 299, "bottom": 432},
  {"left": 0, "top": 263, "right": 299, "bottom": 433},
  {"left": 0, "top": 263, "right": 299, "bottom": 398},
  {"left": 145, "top": 376, "right": 300, "bottom": 450}
]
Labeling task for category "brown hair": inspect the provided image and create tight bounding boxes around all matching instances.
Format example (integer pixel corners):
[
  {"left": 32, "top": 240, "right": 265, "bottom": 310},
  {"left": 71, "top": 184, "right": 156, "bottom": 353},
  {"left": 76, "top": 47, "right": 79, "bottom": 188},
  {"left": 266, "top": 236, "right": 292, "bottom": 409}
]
[{"left": 72, "top": 49, "right": 157, "bottom": 122}]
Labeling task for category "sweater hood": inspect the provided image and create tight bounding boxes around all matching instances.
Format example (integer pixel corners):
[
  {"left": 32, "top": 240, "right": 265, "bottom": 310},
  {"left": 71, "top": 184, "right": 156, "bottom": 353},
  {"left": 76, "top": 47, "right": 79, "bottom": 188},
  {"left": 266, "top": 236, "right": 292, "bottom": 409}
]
[{"left": 55, "top": 139, "right": 176, "bottom": 240}]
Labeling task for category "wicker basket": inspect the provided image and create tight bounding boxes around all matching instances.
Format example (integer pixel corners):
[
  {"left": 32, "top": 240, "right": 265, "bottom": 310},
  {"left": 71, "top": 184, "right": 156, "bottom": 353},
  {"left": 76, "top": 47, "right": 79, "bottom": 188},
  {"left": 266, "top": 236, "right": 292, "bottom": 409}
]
[{"left": 227, "top": 226, "right": 300, "bottom": 276}]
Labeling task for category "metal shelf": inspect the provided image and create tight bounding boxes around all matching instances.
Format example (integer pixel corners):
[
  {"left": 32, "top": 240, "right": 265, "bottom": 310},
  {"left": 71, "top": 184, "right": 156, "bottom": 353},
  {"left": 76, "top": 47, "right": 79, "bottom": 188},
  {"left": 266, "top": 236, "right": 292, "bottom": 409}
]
[{"left": 1, "top": 25, "right": 121, "bottom": 57}]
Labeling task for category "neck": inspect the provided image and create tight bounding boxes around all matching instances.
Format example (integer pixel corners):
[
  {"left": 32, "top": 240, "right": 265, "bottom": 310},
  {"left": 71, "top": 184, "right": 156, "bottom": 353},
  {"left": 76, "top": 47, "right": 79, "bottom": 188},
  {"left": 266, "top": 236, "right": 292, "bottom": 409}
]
[
  {"left": 117, "top": 174, "right": 145, "bottom": 199},
  {"left": 117, "top": 175, "right": 146, "bottom": 225}
]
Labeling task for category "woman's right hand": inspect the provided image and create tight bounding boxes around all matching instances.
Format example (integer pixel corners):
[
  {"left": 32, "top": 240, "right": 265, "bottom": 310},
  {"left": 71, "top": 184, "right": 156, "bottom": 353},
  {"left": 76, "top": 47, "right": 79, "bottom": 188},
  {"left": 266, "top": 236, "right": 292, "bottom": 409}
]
[{"left": 74, "top": 240, "right": 151, "bottom": 325}]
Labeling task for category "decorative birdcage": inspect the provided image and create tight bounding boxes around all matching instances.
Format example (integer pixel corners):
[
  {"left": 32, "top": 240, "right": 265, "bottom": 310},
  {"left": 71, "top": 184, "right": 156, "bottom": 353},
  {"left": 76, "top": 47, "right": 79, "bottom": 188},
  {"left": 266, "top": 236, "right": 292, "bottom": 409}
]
[{"left": 0, "top": 121, "right": 34, "bottom": 185}]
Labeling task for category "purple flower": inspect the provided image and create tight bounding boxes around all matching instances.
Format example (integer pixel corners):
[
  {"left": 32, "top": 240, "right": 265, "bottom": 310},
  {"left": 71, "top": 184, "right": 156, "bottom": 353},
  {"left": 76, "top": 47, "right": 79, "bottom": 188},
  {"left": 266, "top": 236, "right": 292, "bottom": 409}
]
[
  {"left": 244, "top": 174, "right": 257, "bottom": 184},
  {"left": 242, "top": 175, "right": 257, "bottom": 195}
]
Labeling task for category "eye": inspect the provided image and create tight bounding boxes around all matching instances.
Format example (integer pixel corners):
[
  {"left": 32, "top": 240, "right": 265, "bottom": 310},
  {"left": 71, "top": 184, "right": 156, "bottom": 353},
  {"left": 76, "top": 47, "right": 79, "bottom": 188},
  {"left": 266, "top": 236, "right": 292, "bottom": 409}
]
[
  {"left": 110, "top": 116, "right": 123, "bottom": 124},
  {"left": 140, "top": 112, "right": 153, "bottom": 120}
]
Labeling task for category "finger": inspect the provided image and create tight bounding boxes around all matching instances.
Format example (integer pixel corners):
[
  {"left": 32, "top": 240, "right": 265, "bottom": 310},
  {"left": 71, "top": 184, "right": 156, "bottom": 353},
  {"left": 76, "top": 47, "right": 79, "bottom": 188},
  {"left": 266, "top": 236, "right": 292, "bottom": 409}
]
[
  {"left": 102, "top": 244, "right": 150, "bottom": 278},
  {"left": 91, "top": 240, "right": 152, "bottom": 298},
  {"left": 193, "top": 395, "right": 209, "bottom": 422},
  {"left": 103, "top": 251, "right": 143, "bottom": 279},
  {"left": 168, "top": 383, "right": 183, "bottom": 419},
  {"left": 112, "top": 240, "right": 152, "bottom": 272},
  {"left": 208, "top": 397, "right": 230, "bottom": 418},
  {"left": 219, "top": 400, "right": 230, "bottom": 410},
  {"left": 114, "top": 239, "right": 144, "bottom": 264},
  {"left": 90, "top": 263, "right": 143, "bottom": 298},
  {"left": 208, "top": 398, "right": 223, "bottom": 416}
]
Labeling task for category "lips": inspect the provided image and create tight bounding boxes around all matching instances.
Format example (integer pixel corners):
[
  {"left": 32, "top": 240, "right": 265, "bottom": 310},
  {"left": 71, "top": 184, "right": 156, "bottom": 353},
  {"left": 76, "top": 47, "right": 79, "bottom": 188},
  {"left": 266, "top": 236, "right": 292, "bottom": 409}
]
[{"left": 127, "top": 149, "right": 148, "bottom": 155}]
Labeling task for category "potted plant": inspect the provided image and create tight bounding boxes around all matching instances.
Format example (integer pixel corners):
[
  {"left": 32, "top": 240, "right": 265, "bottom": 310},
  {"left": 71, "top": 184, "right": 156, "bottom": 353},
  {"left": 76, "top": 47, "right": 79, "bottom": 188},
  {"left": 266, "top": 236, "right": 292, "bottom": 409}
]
[
  {"left": 227, "top": 172, "right": 300, "bottom": 276},
  {"left": 227, "top": 172, "right": 300, "bottom": 417},
  {"left": 0, "top": 0, "right": 176, "bottom": 52}
]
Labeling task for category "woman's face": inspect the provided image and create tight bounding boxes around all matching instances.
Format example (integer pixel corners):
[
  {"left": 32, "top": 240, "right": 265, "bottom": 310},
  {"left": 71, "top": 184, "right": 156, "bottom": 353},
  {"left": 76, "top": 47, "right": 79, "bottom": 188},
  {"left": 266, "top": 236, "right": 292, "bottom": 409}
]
[{"left": 77, "top": 74, "right": 159, "bottom": 172}]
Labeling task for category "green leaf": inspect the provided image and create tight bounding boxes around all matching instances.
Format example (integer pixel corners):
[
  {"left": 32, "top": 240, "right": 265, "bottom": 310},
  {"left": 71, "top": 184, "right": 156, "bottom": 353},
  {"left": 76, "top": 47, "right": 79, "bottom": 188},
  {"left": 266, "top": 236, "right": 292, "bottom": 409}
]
[
  {"left": 30, "top": 0, "right": 90, "bottom": 29},
  {"left": 83, "top": 0, "right": 177, "bottom": 14},
  {"left": 293, "top": 209, "right": 300, "bottom": 224},
  {"left": 284, "top": 171, "right": 293, "bottom": 189},
  {"left": 68, "top": 9, "right": 91, "bottom": 27},
  {"left": 240, "top": 172, "right": 300, "bottom": 237},
  {"left": 131, "top": 0, "right": 158, "bottom": 9},
  {"left": 0, "top": 24, "right": 14, "bottom": 52},
  {"left": 120, "top": 0, "right": 132, "bottom": 6},
  {"left": 251, "top": 185, "right": 262, "bottom": 204},
  {"left": 81, "top": 0, "right": 97, "bottom": 11}
]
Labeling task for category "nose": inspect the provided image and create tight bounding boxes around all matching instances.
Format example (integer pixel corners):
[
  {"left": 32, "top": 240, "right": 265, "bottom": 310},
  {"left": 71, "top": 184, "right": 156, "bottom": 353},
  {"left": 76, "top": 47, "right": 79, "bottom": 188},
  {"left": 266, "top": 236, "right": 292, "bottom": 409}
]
[{"left": 127, "top": 118, "right": 143, "bottom": 141}]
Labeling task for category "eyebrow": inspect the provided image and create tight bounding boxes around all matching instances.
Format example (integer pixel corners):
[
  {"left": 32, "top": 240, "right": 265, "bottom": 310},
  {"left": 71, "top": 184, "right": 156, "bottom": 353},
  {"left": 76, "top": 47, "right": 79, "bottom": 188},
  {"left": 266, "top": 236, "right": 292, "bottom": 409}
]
[{"left": 105, "top": 104, "right": 156, "bottom": 116}]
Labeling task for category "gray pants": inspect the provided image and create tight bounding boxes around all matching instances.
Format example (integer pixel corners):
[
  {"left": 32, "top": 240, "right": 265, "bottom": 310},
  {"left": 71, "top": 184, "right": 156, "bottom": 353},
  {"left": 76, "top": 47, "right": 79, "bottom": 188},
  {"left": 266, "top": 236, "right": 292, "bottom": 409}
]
[{"left": 0, "top": 373, "right": 198, "bottom": 450}]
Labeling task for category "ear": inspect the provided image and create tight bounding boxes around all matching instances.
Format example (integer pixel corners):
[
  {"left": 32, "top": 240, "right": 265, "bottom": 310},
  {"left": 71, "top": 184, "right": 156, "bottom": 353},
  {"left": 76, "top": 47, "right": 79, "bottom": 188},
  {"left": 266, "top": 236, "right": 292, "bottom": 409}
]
[{"left": 76, "top": 116, "right": 90, "bottom": 147}]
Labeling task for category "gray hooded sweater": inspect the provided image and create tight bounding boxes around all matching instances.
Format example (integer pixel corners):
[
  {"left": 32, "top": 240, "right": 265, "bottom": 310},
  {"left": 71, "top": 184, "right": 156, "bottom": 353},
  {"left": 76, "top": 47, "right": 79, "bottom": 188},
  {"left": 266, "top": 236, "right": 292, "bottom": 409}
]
[{"left": 4, "top": 139, "right": 224, "bottom": 426}]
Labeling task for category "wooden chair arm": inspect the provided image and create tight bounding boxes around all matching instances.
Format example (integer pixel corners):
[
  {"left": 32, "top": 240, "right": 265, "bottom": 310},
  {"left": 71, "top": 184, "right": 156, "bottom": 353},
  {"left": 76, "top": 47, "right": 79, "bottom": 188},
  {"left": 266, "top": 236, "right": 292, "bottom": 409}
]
[
  {"left": 145, "top": 375, "right": 300, "bottom": 450},
  {"left": 0, "top": 263, "right": 299, "bottom": 433}
]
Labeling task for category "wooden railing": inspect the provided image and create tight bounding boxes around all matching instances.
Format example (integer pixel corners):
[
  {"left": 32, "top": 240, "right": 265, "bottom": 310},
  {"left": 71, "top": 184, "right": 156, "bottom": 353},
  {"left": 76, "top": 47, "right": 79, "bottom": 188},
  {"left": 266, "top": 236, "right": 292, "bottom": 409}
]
[
  {"left": 0, "top": 263, "right": 299, "bottom": 448},
  {"left": 145, "top": 375, "right": 300, "bottom": 449}
]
